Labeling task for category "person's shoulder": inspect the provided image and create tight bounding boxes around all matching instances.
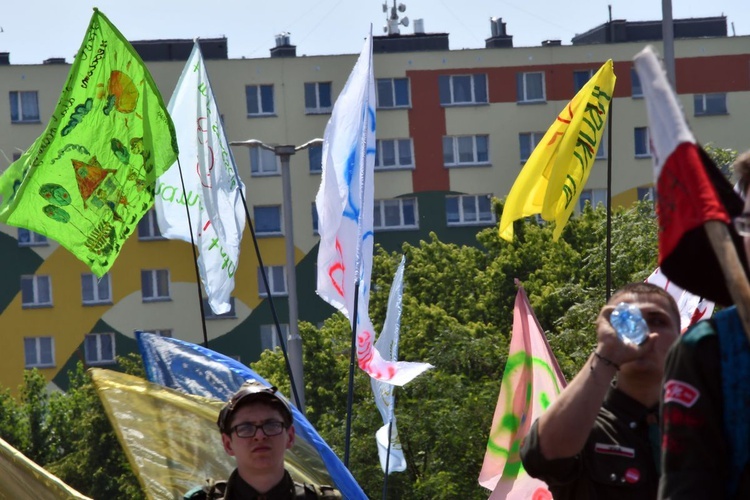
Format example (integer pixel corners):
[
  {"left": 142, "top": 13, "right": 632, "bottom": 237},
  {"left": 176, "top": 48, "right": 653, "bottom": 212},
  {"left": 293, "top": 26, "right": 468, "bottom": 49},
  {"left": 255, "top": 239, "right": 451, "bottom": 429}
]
[
  {"left": 294, "top": 481, "right": 342, "bottom": 499},
  {"left": 183, "top": 479, "right": 227, "bottom": 499},
  {"left": 679, "top": 317, "right": 718, "bottom": 347}
]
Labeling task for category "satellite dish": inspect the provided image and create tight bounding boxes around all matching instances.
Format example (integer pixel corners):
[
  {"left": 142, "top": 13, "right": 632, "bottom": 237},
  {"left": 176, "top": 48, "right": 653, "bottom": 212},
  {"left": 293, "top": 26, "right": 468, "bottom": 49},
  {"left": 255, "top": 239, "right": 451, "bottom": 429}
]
[
  {"left": 400, "top": 16, "right": 410, "bottom": 27},
  {"left": 398, "top": 3, "right": 407, "bottom": 12}
]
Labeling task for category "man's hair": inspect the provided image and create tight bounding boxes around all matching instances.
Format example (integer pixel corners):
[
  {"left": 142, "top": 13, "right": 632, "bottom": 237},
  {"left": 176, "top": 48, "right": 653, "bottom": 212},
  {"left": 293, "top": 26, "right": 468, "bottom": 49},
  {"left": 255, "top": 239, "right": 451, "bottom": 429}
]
[{"left": 609, "top": 282, "right": 680, "bottom": 328}]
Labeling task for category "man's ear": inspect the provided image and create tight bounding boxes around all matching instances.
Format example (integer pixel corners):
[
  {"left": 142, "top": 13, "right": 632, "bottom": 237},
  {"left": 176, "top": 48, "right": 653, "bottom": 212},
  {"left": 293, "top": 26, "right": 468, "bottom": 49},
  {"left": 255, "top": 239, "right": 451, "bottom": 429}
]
[
  {"left": 286, "top": 424, "right": 296, "bottom": 450},
  {"left": 222, "top": 433, "right": 236, "bottom": 457}
]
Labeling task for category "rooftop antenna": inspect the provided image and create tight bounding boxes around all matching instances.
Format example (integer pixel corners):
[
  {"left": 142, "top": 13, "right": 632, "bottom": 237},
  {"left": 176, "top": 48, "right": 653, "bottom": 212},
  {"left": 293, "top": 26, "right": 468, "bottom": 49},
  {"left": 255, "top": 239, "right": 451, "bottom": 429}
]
[{"left": 383, "top": 1, "right": 409, "bottom": 35}]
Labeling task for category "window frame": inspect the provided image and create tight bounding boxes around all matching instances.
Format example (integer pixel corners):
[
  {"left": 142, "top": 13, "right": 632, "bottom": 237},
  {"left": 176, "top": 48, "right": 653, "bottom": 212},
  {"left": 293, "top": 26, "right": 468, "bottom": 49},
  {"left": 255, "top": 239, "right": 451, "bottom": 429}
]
[
  {"left": 84, "top": 332, "right": 116, "bottom": 366},
  {"left": 577, "top": 188, "right": 609, "bottom": 212},
  {"left": 138, "top": 209, "right": 165, "bottom": 241},
  {"left": 258, "top": 265, "right": 288, "bottom": 297},
  {"left": 260, "top": 323, "right": 290, "bottom": 351},
  {"left": 24, "top": 336, "right": 55, "bottom": 368},
  {"left": 634, "top": 127, "right": 651, "bottom": 158},
  {"left": 250, "top": 147, "right": 280, "bottom": 176},
  {"left": 375, "top": 138, "right": 414, "bottom": 170},
  {"left": 376, "top": 77, "right": 411, "bottom": 109},
  {"left": 373, "top": 198, "right": 419, "bottom": 231},
  {"left": 308, "top": 144, "right": 323, "bottom": 174},
  {"left": 245, "top": 84, "right": 275, "bottom": 117},
  {"left": 141, "top": 269, "right": 171, "bottom": 302},
  {"left": 443, "top": 135, "right": 490, "bottom": 167},
  {"left": 18, "top": 228, "right": 48, "bottom": 247},
  {"left": 439, "top": 74, "right": 488, "bottom": 106},
  {"left": 445, "top": 194, "right": 495, "bottom": 226},
  {"left": 254, "top": 205, "right": 283, "bottom": 236},
  {"left": 516, "top": 72, "right": 546, "bottom": 103},
  {"left": 694, "top": 93, "right": 728, "bottom": 116},
  {"left": 21, "top": 275, "right": 52, "bottom": 308},
  {"left": 9, "top": 90, "right": 41, "bottom": 123},
  {"left": 631, "top": 68, "right": 643, "bottom": 98},
  {"left": 304, "top": 82, "right": 332, "bottom": 114},
  {"left": 573, "top": 69, "right": 594, "bottom": 93},
  {"left": 81, "top": 273, "right": 112, "bottom": 306},
  {"left": 519, "top": 132, "right": 545, "bottom": 163}
]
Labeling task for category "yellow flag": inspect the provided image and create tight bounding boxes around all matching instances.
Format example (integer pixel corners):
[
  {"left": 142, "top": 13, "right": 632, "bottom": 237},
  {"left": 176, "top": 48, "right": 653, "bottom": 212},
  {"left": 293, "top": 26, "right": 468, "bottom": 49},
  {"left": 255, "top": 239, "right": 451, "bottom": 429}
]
[
  {"left": 0, "top": 436, "right": 91, "bottom": 499},
  {"left": 90, "top": 369, "right": 332, "bottom": 499},
  {"left": 499, "top": 60, "right": 616, "bottom": 241}
]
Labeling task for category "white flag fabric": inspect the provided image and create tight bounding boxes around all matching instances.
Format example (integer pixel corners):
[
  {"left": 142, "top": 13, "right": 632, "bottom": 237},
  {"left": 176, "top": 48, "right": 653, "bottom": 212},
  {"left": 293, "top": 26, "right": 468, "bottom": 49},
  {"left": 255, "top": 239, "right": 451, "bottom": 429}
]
[
  {"left": 371, "top": 256, "right": 411, "bottom": 473},
  {"left": 315, "top": 32, "right": 430, "bottom": 385},
  {"left": 155, "top": 43, "right": 245, "bottom": 314},
  {"left": 645, "top": 267, "right": 715, "bottom": 332}
]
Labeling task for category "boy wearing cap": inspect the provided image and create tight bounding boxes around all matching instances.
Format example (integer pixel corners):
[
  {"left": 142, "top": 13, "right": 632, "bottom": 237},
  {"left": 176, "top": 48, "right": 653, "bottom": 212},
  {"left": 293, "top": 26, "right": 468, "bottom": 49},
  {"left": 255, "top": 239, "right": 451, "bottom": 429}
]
[{"left": 185, "top": 380, "right": 340, "bottom": 499}]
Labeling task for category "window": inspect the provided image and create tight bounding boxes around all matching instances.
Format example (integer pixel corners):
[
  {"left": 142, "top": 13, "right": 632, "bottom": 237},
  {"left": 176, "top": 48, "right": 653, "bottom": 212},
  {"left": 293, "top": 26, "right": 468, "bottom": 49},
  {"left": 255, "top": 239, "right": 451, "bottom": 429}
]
[
  {"left": 376, "top": 78, "right": 410, "bottom": 108},
  {"left": 304, "top": 82, "right": 332, "bottom": 114},
  {"left": 24, "top": 337, "right": 54, "bottom": 368},
  {"left": 694, "top": 93, "right": 727, "bottom": 116},
  {"left": 250, "top": 148, "right": 279, "bottom": 176},
  {"left": 9, "top": 91, "right": 40, "bottom": 123},
  {"left": 443, "top": 135, "right": 489, "bottom": 167},
  {"left": 308, "top": 144, "right": 322, "bottom": 173},
  {"left": 138, "top": 209, "right": 164, "bottom": 240},
  {"left": 312, "top": 203, "right": 319, "bottom": 235},
  {"left": 516, "top": 72, "right": 545, "bottom": 103},
  {"left": 631, "top": 68, "right": 642, "bottom": 98},
  {"left": 438, "top": 74, "right": 488, "bottom": 105},
  {"left": 519, "top": 132, "right": 544, "bottom": 162},
  {"left": 245, "top": 84, "right": 275, "bottom": 116},
  {"left": 84, "top": 333, "right": 116, "bottom": 365},
  {"left": 445, "top": 194, "right": 494, "bottom": 226},
  {"left": 260, "top": 324, "right": 289, "bottom": 351},
  {"left": 81, "top": 273, "right": 112, "bottom": 305},
  {"left": 141, "top": 269, "right": 170, "bottom": 301},
  {"left": 573, "top": 70, "right": 594, "bottom": 93},
  {"left": 374, "top": 198, "right": 418, "bottom": 230},
  {"left": 596, "top": 135, "right": 607, "bottom": 160},
  {"left": 203, "top": 297, "right": 237, "bottom": 319},
  {"left": 578, "top": 188, "right": 608, "bottom": 211},
  {"left": 254, "top": 205, "right": 282, "bottom": 235},
  {"left": 18, "top": 228, "right": 48, "bottom": 247},
  {"left": 375, "top": 139, "right": 414, "bottom": 170},
  {"left": 21, "top": 275, "right": 52, "bottom": 308},
  {"left": 258, "top": 266, "right": 287, "bottom": 297},
  {"left": 637, "top": 186, "right": 656, "bottom": 202},
  {"left": 634, "top": 127, "right": 651, "bottom": 158}
]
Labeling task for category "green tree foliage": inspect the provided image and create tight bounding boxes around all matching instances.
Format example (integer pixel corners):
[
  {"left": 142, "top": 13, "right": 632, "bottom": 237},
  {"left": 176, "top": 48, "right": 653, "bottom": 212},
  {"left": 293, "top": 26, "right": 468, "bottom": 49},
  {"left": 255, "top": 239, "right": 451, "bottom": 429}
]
[{"left": 253, "top": 199, "right": 660, "bottom": 498}]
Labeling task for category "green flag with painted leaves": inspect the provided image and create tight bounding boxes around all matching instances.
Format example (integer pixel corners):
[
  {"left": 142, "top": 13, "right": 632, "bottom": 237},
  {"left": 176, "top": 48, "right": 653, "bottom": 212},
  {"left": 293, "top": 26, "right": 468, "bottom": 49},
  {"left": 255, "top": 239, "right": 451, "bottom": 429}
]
[{"left": 0, "top": 9, "right": 178, "bottom": 276}]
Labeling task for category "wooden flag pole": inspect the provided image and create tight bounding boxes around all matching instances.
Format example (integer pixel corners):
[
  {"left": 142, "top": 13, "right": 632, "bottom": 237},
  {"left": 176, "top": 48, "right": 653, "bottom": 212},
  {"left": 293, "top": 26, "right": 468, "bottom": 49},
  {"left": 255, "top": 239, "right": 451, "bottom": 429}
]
[{"left": 704, "top": 221, "right": 750, "bottom": 344}]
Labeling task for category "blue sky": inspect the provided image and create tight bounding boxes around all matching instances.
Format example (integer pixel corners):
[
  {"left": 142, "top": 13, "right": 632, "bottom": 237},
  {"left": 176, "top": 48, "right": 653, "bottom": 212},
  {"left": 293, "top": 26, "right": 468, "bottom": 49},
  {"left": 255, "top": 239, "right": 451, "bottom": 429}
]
[{"left": 2, "top": 0, "right": 747, "bottom": 64}]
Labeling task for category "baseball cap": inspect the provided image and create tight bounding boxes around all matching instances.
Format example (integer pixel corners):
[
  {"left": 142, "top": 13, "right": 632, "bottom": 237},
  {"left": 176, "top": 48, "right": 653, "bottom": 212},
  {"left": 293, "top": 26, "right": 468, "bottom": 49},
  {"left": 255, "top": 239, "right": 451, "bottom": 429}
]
[{"left": 217, "top": 380, "right": 293, "bottom": 433}]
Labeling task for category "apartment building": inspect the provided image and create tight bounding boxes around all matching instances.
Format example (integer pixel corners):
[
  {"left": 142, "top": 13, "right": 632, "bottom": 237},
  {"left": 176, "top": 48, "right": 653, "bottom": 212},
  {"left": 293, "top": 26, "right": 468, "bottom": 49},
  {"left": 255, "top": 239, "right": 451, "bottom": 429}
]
[{"left": 0, "top": 14, "right": 747, "bottom": 391}]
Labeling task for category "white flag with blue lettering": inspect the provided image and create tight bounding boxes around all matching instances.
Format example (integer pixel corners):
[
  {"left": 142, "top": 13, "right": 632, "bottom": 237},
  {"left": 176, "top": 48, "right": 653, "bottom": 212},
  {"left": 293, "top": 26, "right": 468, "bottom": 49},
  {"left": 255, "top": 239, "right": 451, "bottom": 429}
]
[{"left": 155, "top": 42, "right": 245, "bottom": 314}]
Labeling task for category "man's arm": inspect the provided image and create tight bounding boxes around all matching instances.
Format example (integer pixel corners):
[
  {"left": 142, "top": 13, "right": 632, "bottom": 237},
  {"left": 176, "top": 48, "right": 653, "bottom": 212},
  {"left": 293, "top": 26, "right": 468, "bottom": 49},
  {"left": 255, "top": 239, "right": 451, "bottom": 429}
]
[
  {"left": 535, "top": 305, "right": 647, "bottom": 459},
  {"left": 659, "top": 328, "right": 727, "bottom": 499}
]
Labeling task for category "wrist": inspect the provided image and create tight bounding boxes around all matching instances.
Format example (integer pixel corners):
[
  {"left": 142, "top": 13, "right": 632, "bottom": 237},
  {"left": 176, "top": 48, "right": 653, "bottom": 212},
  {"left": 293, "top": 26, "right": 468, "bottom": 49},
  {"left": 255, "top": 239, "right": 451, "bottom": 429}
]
[{"left": 592, "top": 351, "right": 620, "bottom": 371}]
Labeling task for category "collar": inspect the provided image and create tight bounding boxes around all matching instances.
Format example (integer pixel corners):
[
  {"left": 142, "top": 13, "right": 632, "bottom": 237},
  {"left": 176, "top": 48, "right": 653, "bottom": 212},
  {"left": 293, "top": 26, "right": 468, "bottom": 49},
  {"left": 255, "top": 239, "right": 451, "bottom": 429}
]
[
  {"left": 226, "top": 468, "right": 295, "bottom": 499},
  {"left": 604, "top": 385, "right": 659, "bottom": 425}
]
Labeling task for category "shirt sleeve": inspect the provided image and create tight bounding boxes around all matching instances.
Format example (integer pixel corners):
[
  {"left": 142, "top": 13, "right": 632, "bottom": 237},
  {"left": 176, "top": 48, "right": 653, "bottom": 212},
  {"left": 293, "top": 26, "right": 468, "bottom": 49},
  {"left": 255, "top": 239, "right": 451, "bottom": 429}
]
[
  {"left": 520, "top": 418, "right": 581, "bottom": 485},
  {"left": 659, "top": 327, "right": 728, "bottom": 499}
]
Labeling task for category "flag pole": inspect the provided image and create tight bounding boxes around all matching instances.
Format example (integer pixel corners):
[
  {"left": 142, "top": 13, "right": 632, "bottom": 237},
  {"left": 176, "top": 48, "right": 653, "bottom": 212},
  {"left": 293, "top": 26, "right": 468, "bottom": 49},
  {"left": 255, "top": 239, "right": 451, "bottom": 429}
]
[
  {"left": 344, "top": 279, "right": 361, "bottom": 467},
  {"left": 174, "top": 157, "right": 210, "bottom": 347},
  {"left": 236, "top": 188, "right": 304, "bottom": 411},
  {"left": 606, "top": 98, "right": 613, "bottom": 302},
  {"left": 382, "top": 419, "right": 394, "bottom": 500}
]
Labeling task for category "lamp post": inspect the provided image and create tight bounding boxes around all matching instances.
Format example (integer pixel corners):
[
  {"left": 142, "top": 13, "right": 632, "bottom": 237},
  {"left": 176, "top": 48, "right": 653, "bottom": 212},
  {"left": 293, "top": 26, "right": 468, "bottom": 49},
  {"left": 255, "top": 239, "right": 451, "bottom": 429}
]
[{"left": 229, "top": 138, "right": 323, "bottom": 414}]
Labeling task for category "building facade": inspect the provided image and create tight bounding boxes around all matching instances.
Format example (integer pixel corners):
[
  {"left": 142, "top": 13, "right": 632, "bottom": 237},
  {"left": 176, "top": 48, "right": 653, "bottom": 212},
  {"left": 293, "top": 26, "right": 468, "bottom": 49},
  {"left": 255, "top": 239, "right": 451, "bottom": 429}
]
[{"left": 0, "top": 16, "right": 747, "bottom": 391}]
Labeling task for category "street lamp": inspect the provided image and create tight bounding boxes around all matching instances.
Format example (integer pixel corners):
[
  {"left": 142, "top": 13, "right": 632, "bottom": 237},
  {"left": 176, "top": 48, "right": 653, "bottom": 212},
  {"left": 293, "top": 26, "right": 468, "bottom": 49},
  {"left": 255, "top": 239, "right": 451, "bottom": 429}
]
[{"left": 229, "top": 138, "right": 323, "bottom": 414}]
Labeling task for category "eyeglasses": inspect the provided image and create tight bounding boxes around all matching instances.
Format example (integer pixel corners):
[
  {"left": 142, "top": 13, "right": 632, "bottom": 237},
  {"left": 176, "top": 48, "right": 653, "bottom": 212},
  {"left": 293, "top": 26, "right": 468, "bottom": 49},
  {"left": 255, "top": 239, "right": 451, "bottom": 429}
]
[
  {"left": 734, "top": 213, "right": 750, "bottom": 237},
  {"left": 231, "top": 420, "right": 286, "bottom": 438}
]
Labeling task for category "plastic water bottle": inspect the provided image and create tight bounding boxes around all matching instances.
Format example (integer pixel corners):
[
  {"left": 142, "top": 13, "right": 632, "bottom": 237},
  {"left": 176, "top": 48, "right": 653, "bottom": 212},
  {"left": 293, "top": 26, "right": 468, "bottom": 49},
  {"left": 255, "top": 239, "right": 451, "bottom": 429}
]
[{"left": 610, "top": 302, "right": 649, "bottom": 345}]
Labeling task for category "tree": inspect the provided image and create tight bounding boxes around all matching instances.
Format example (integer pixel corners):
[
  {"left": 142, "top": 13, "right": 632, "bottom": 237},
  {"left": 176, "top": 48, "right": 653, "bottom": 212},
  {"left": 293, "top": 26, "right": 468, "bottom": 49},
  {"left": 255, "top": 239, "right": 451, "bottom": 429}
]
[{"left": 253, "top": 199, "right": 661, "bottom": 498}]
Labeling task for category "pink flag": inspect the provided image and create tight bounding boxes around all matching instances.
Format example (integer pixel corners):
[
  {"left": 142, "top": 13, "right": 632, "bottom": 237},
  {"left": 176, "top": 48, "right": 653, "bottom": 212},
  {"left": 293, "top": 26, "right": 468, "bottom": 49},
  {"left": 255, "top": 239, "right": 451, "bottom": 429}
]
[
  {"left": 479, "top": 285, "right": 566, "bottom": 499},
  {"left": 645, "top": 267, "right": 715, "bottom": 332}
]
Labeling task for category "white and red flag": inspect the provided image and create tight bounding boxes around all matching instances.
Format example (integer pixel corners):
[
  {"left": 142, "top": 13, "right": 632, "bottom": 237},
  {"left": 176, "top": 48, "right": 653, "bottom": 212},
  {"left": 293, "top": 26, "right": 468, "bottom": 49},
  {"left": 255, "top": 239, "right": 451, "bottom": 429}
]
[
  {"left": 634, "top": 45, "right": 745, "bottom": 306},
  {"left": 645, "top": 267, "right": 715, "bottom": 332}
]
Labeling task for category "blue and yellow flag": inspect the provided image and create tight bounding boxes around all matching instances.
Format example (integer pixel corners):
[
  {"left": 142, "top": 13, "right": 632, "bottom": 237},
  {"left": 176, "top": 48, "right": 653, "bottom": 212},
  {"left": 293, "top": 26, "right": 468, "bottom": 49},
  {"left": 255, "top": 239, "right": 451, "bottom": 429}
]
[
  {"left": 499, "top": 60, "right": 615, "bottom": 241},
  {"left": 0, "top": 9, "right": 178, "bottom": 276}
]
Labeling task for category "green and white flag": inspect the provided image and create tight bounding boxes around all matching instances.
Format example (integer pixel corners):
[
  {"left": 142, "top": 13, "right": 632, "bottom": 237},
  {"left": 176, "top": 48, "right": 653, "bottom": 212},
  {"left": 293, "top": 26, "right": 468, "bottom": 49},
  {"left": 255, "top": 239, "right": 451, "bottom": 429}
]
[{"left": 0, "top": 9, "right": 178, "bottom": 276}]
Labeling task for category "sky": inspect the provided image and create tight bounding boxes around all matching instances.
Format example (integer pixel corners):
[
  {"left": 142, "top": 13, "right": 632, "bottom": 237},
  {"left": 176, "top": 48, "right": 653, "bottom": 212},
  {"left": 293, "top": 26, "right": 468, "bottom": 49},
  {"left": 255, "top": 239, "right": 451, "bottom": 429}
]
[{"left": 1, "top": 0, "right": 748, "bottom": 64}]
